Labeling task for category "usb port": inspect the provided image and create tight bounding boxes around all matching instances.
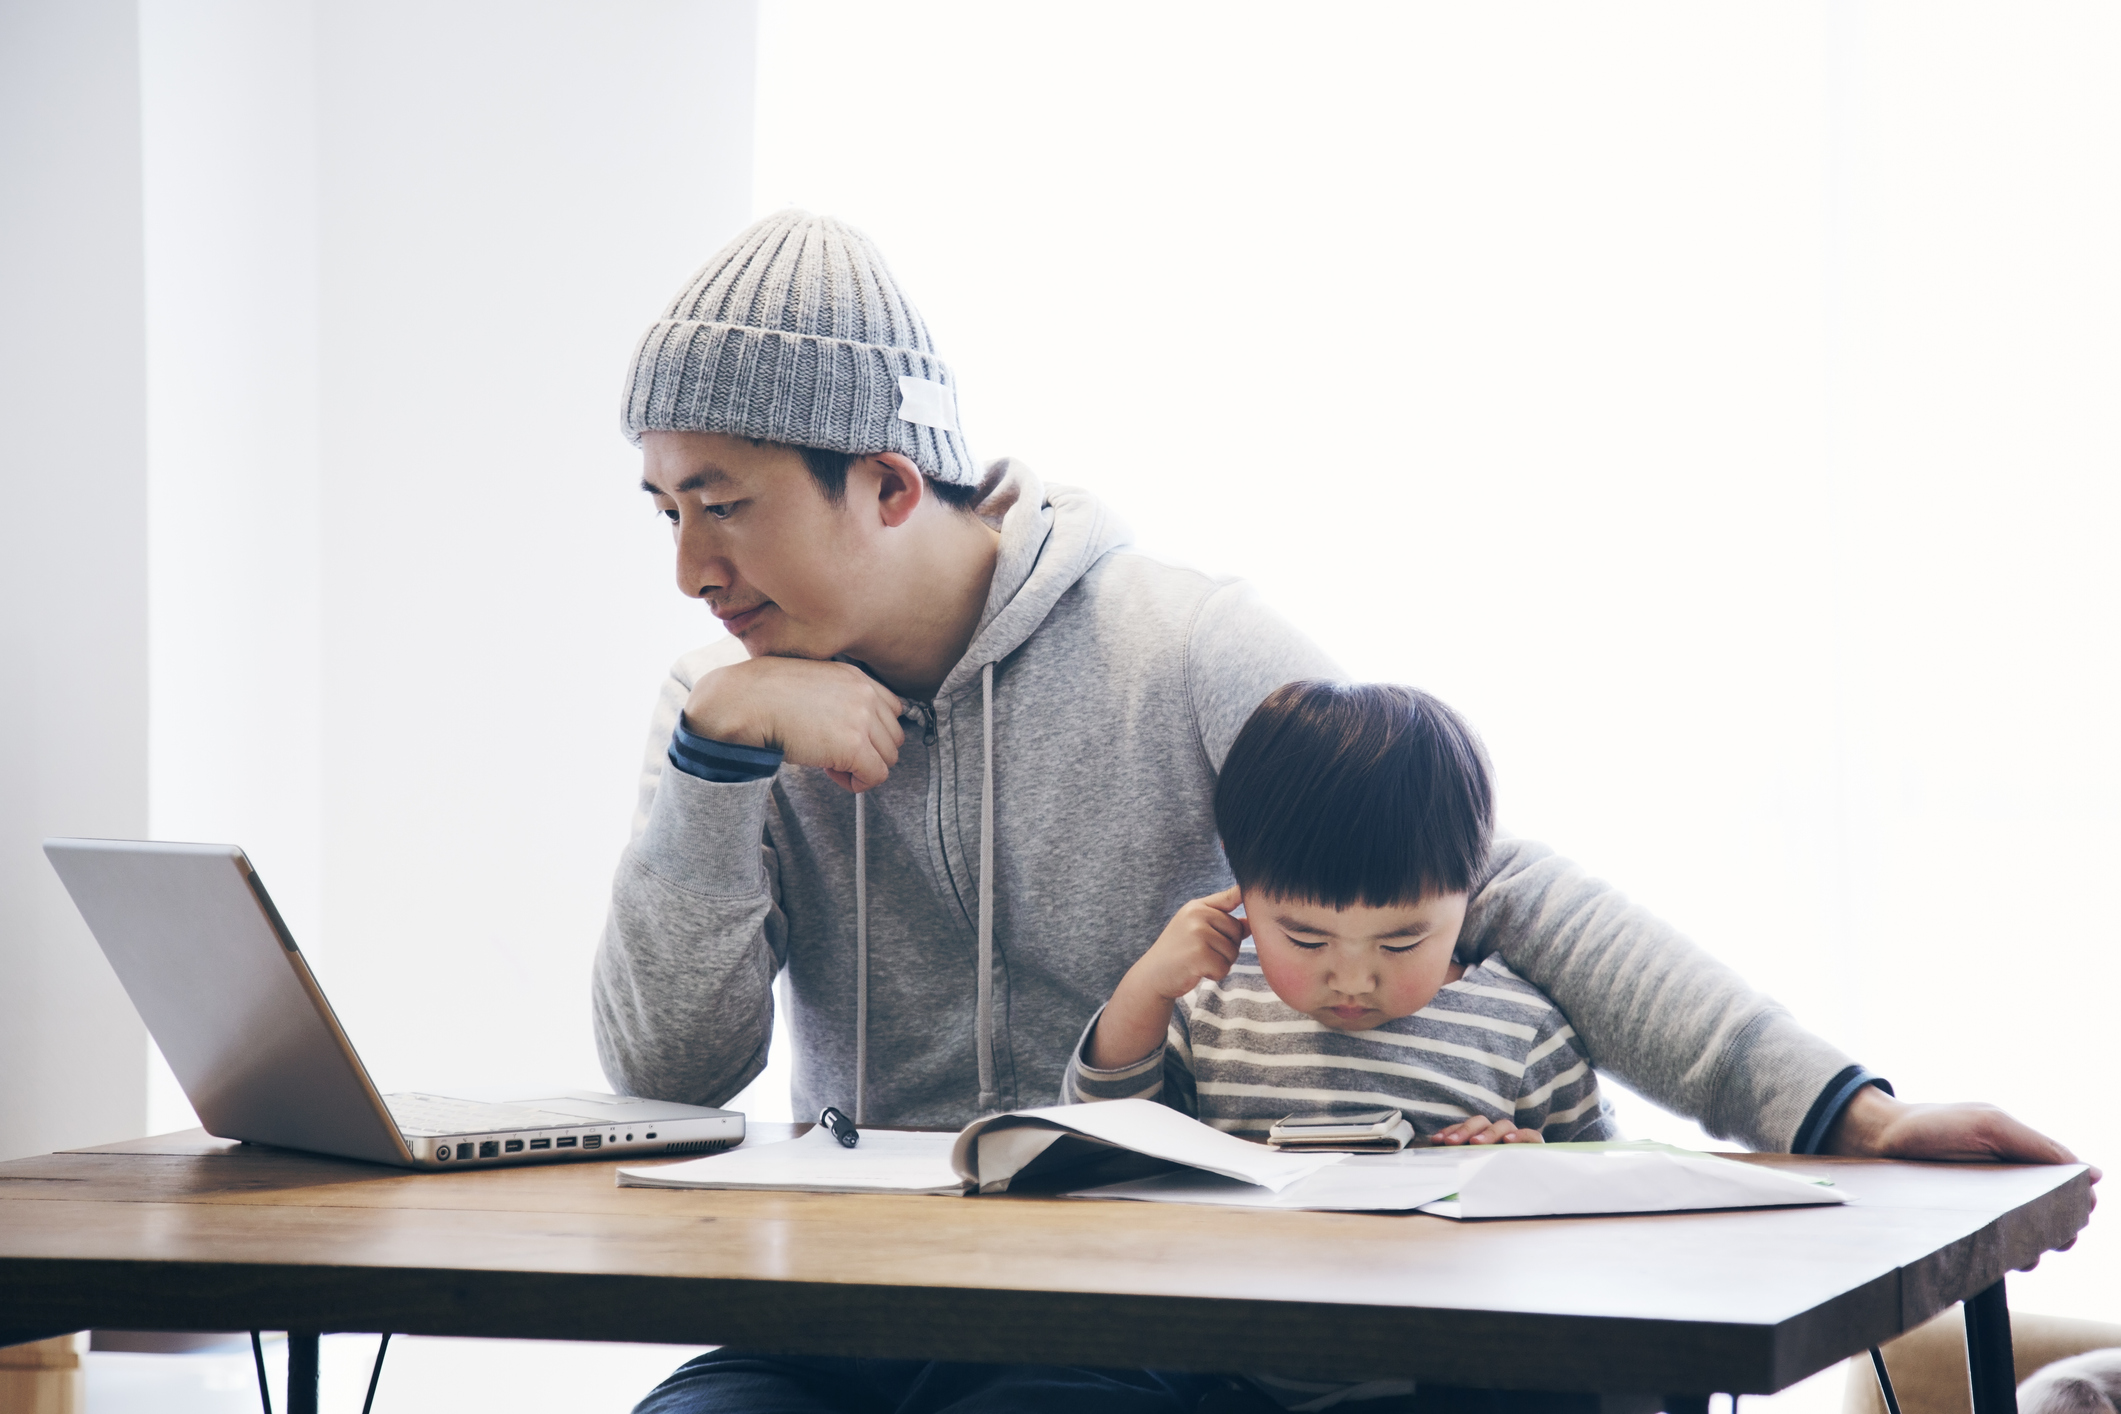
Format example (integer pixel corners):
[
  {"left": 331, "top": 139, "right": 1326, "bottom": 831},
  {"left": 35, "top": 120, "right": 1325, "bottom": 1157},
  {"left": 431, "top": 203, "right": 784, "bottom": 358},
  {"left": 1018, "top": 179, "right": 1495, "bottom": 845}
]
[
  {"left": 503, "top": 1139, "right": 524, "bottom": 1153},
  {"left": 528, "top": 1138, "right": 550, "bottom": 1150},
  {"left": 556, "top": 1136, "right": 577, "bottom": 1148},
  {"left": 479, "top": 1141, "right": 499, "bottom": 1158},
  {"left": 582, "top": 1135, "right": 602, "bottom": 1150}
]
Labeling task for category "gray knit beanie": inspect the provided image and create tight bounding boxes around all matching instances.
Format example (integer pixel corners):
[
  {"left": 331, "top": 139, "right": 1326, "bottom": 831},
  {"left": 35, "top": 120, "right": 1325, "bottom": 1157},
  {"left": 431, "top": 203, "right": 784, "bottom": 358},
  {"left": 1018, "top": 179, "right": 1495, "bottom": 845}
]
[{"left": 620, "top": 210, "right": 974, "bottom": 485}]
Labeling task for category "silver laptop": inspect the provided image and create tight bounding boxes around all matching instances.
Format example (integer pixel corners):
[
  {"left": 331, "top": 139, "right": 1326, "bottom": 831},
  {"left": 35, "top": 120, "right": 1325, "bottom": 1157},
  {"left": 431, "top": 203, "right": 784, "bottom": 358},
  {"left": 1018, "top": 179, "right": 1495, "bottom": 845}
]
[{"left": 43, "top": 837, "right": 744, "bottom": 1170}]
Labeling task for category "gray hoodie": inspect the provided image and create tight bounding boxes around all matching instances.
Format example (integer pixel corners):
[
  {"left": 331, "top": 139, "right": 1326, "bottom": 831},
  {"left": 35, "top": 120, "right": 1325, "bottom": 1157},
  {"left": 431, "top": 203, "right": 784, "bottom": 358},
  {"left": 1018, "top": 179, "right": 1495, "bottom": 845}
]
[{"left": 592, "top": 463, "right": 1855, "bottom": 1147}]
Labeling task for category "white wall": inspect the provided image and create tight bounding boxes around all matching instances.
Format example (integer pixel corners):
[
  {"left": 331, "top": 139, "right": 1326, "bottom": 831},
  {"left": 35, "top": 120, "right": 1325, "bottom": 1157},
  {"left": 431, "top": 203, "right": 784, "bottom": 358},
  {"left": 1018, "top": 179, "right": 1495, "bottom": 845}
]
[
  {"left": 753, "top": 0, "right": 2121, "bottom": 1318},
  {"left": 138, "top": 0, "right": 758, "bottom": 1126},
  {"left": 138, "top": 0, "right": 327, "bottom": 1125},
  {"left": 0, "top": 0, "right": 151, "bottom": 1162}
]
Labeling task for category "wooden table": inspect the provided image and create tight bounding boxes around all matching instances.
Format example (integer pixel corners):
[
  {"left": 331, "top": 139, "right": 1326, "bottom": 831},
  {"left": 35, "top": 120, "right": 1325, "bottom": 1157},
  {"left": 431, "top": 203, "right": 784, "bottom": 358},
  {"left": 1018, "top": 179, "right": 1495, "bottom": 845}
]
[{"left": 0, "top": 1128, "right": 2090, "bottom": 1414}]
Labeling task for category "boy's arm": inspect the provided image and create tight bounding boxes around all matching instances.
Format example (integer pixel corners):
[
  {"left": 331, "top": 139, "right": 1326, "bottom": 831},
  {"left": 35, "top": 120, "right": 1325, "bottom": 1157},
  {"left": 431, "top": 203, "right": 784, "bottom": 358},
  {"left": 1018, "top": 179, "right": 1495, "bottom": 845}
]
[
  {"left": 1088, "top": 886, "right": 1247, "bottom": 1070},
  {"left": 592, "top": 656, "right": 788, "bottom": 1107},
  {"left": 1062, "top": 1002, "right": 1201, "bottom": 1119}
]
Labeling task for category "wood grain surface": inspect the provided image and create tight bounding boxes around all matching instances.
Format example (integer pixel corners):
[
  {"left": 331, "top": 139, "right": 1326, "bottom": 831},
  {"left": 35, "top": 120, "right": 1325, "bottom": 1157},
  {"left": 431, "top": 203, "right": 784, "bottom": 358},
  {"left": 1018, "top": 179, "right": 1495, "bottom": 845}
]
[{"left": 0, "top": 1129, "right": 2090, "bottom": 1393}]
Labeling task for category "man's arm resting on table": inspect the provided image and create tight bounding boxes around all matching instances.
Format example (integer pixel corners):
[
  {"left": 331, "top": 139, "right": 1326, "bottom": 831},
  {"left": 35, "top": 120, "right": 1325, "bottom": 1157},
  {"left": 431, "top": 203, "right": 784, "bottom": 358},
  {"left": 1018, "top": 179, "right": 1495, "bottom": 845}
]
[
  {"left": 1466, "top": 838, "right": 2099, "bottom": 1180},
  {"left": 1822, "top": 1084, "right": 2094, "bottom": 1169},
  {"left": 1460, "top": 837, "right": 1859, "bottom": 1152},
  {"left": 591, "top": 670, "right": 789, "bottom": 1107},
  {"left": 1821, "top": 1082, "right": 2099, "bottom": 1259}
]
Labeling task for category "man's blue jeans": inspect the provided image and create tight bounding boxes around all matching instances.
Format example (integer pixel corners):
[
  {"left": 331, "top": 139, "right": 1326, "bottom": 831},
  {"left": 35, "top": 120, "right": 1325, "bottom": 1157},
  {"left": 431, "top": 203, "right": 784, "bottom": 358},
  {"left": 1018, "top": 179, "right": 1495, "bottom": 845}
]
[
  {"left": 632, "top": 1350, "right": 1606, "bottom": 1414},
  {"left": 632, "top": 1351, "right": 1227, "bottom": 1414}
]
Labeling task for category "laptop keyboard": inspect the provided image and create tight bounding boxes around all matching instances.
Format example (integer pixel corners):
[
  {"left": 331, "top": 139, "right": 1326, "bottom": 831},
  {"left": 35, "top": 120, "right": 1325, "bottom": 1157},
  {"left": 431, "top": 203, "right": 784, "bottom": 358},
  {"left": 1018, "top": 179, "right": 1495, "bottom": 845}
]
[{"left": 383, "top": 1092, "right": 591, "bottom": 1138}]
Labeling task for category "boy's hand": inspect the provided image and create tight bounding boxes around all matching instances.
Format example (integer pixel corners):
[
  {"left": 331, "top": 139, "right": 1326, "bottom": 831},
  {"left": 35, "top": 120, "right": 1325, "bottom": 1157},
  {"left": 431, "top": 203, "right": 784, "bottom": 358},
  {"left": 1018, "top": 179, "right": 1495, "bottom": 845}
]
[
  {"left": 1130, "top": 886, "right": 1251, "bottom": 1003},
  {"left": 1429, "top": 1116, "right": 1545, "bottom": 1146},
  {"left": 683, "top": 657, "right": 905, "bottom": 792},
  {"left": 1087, "top": 887, "right": 1250, "bottom": 1071}
]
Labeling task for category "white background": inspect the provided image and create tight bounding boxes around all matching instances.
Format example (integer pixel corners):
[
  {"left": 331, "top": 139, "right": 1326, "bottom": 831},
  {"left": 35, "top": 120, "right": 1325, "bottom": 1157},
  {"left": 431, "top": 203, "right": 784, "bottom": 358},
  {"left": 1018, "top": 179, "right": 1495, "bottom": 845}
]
[
  {"left": 0, "top": 0, "right": 152, "bottom": 1165},
  {"left": 3, "top": 3, "right": 2114, "bottom": 1410},
  {"left": 135, "top": 0, "right": 755, "bottom": 1124},
  {"left": 743, "top": 2, "right": 2121, "bottom": 1333}
]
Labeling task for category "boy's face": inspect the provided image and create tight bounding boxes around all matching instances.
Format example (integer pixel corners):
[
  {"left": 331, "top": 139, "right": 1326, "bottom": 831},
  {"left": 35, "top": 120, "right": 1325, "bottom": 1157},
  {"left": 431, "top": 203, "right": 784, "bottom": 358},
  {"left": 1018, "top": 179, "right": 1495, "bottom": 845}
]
[
  {"left": 640, "top": 431, "right": 875, "bottom": 662},
  {"left": 1244, "top": 890, "right": 1471, "bottom": 1031}
]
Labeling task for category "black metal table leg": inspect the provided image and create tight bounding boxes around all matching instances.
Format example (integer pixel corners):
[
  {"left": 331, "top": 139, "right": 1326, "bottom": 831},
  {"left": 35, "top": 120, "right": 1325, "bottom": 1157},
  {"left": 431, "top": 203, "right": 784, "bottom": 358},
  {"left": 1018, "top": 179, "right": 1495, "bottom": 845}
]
[
  {"left": 1965, "top": 1280, "right": 2019, "bottom": 1414},
  {"left": 287, "top": 1331, "right": 320, "bottom": 1414}
]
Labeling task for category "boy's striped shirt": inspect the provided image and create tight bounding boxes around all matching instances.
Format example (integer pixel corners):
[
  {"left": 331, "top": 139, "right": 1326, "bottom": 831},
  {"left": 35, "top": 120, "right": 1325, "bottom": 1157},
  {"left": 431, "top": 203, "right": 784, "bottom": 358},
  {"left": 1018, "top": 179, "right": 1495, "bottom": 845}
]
[{"left": 1064, "top": 949, "right": 1614, "bottom": 1143}]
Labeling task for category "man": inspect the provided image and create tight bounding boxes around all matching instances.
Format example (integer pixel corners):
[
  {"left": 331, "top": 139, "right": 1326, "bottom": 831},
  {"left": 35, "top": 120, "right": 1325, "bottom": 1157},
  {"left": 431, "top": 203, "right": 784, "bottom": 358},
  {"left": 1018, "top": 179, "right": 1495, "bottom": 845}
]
[{"left": 594, "top": 211, "right": 2086, "bottom": 1414}]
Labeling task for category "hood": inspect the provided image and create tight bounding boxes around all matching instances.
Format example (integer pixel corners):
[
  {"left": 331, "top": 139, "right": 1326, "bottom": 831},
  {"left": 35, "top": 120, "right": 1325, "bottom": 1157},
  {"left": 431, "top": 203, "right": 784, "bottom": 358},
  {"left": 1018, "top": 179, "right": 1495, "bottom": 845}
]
[{"left": 937, "top": 459, "right": 1133, "bottom": 699}]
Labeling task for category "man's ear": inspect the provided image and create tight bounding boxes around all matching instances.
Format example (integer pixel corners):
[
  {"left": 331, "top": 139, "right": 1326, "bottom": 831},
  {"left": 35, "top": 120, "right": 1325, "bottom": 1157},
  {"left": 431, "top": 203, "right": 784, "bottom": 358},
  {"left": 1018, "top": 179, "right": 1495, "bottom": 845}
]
[{"left": 868, "top": 452, "right": 926, "bottom": 528}]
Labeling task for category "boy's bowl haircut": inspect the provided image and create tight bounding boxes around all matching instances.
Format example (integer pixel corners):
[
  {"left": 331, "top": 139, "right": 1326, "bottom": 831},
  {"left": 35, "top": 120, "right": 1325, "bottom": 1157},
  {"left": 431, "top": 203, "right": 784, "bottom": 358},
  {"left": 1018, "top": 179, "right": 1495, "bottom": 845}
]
[{"left": 1216, "top": 681, "right": 1494, "bottom": 909}]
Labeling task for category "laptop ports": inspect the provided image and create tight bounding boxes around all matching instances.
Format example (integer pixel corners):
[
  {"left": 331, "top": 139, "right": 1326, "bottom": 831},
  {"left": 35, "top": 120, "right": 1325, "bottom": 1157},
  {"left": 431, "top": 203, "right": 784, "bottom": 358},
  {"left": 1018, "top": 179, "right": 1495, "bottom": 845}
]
[
  {"left": 504, "top": 1139, "right": 524, "bottom": 1153},
  {"left": 479, "top": 1141, "right": 499, "bottom": 1158},
  {"left": 582, "top": 1135, "right": 602, "bottom": 1150},
  {"left": 528, "top": 1138, "right": 550, "bottom": 1150},
  {"left": 555, "top": 1136, "right": 577, "bottom": 1148}
]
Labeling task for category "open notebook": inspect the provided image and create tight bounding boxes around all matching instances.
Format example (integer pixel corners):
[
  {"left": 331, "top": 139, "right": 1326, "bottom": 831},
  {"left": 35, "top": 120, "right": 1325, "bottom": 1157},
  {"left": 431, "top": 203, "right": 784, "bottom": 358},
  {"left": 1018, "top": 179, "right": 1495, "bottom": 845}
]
[{"left": 617, "top": 1099, "right": 1844, "bottom": 1218}]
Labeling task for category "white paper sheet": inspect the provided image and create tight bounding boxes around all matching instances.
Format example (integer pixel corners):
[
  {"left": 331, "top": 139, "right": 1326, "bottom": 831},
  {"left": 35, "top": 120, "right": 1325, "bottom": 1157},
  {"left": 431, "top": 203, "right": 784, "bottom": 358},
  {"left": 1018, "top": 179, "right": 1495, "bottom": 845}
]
[
  {"left": 616, "top": 1125, "right": 966, "bottom": 1195},
  {"left": 1069, "top": 1143, "right": 1844, "bottom": 1218},
  {"left": 951, "top": 1098, "right": 1341, "bottom": 1193},
  {"left": 1073, "top": 1150, "right": 1468, "bottom": 1211},
  {"left": 1427, "top": 1146, "right": 1843, "bottom": 1219}
]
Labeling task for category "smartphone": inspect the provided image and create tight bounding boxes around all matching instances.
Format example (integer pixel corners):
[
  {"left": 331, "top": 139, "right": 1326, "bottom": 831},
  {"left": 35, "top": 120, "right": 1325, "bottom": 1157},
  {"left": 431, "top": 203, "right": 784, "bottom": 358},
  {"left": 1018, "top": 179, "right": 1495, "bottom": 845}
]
[{"left": 1267, "top": 1109, "right": 1415, "bottom": 1150}]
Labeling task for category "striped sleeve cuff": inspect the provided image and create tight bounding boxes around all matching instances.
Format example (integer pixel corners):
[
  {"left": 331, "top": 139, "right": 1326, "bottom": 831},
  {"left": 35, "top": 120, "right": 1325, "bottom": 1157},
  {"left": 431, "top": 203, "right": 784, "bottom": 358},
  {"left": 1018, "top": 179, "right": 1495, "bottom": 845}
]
[
  {"left": 668, "top": 719, "right": 783, "bottom": 783},
  {"left": 1791, "top": 1065, "right": 1895, "bottom": 1155},
  {"left": 1062, "top": 1005, "right": 1168, "bottom": 1103}
]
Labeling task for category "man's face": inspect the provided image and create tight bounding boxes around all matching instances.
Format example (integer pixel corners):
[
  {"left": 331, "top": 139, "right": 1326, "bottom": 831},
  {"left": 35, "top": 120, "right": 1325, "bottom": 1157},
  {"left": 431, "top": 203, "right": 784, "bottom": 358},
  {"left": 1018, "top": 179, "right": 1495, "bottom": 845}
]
[
  {"left": 1245, "top": 889, "right": 1470, "bottom": 1031},
  {"left": 640, "top": 431, "right": 873, "bottom": 661}
]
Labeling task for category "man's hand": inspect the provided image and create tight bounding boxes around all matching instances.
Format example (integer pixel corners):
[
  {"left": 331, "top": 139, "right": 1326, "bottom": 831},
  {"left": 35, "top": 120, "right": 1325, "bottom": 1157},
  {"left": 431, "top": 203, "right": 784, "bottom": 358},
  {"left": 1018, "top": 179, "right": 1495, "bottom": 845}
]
[
  {"left": 1824, "top": 1088, "right": 2094, "bottom": 1170},
  {"left": 682, "top": 657, "right": 905, "bottom": 793},
  {"left": 1825, "top": 1088, "right": 2098, "bottom": 1263},
  {"left": 1087, "top": 887, "right": 1250, "bottom": 1071},
  {"left": 1430, "top": 1116, "right": 1544, "bottom": 1146}
]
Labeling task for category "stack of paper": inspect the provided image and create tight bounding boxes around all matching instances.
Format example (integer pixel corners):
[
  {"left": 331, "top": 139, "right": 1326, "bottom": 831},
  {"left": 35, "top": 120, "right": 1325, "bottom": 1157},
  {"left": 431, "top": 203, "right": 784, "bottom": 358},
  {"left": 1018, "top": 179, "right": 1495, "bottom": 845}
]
[
  {"left": 951, "top": 1099, "right": 1341, "bottom": 1194},
  {"left": 1435, "top": 1144, "right": 1842, "bottom": 1219},
  {"left": 617, "top": 1102, "right": 1844, "bottom": 1220},
  {"left": 617, "top": 1125, "right": 964, "bottom": 1195},
  {"left": 1069, "top": 1140, "right": 1845, "bottom": 1218},
  {"left": 615, "top": 1100, "right": 1340, "bottom": 1197},
  {"left": 1069, "top": 1148, "right": 1466, "bottom": 1212}
]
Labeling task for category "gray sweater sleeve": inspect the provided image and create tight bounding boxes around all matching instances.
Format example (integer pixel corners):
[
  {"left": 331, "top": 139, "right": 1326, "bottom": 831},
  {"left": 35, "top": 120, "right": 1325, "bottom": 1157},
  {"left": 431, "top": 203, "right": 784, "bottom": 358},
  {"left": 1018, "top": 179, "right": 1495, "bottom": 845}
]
[
  {"left": 1182, "top": 582, "right": 1857, "bottom": 1154},
  {"left": 1185, "top": 579, "right": 1345, "bottom": 770},
  {"left": 1460, "top": 837, "right": 1854, "bottom": 1152},
  {"left": 591, "top": 662, "right": 787, "bottom": 1107}
]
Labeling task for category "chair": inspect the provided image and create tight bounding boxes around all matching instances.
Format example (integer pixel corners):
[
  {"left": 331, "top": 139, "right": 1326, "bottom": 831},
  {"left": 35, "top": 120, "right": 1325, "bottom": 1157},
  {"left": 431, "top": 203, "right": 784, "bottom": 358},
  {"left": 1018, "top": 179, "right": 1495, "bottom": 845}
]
[{"left": 1844, "top": 1308, "right": 2121, "bottom": 1414}]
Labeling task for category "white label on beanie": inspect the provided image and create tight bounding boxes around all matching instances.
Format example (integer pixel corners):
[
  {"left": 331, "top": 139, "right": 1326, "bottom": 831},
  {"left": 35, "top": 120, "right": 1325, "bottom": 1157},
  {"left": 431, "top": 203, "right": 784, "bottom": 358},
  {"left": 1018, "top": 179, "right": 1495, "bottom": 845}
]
[{"left": 895, "top": 376, "right": 959, "bottom": 433}]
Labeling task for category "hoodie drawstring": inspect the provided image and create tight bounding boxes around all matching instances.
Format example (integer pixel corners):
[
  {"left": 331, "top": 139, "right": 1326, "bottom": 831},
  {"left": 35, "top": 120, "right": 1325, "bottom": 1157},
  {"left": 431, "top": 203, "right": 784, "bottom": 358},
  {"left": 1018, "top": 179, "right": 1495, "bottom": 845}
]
[
  {"left": 853, "top": 789, "right": 868, "bottom": 1125},
  {"left": 851, "top": 662, "right": 1000, "bottom": 1125},
  {"left": 975, "top": 662, "right": 999, "bottom": 1113}
]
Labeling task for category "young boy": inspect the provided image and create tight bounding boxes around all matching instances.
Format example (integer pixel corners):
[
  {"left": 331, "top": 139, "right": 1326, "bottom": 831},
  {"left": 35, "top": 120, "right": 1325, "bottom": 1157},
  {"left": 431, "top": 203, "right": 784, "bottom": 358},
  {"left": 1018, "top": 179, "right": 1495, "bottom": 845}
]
[{"left": 1066, "top": 679, "right": 1614, "bottom": 1147}]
